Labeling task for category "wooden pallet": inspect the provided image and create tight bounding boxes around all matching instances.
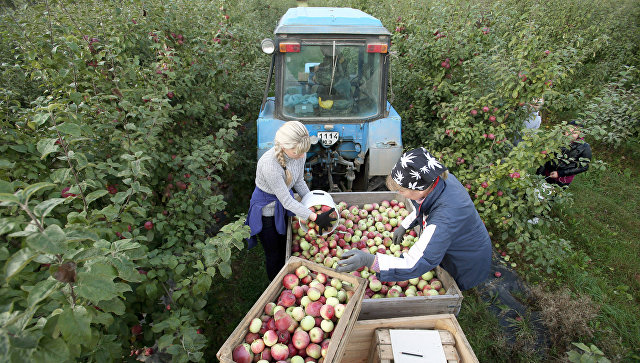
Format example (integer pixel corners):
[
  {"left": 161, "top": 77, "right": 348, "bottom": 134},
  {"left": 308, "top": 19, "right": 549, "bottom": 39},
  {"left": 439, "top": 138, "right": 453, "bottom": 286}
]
[
  {"left": 286, "top": 191, "right": 464, "bottom": 319},
  {"left": 216, "top": 257, "right": 366, "bottom": 363},
  {"left": 341, "top": 314, "right": 478, "bottom": 363}
]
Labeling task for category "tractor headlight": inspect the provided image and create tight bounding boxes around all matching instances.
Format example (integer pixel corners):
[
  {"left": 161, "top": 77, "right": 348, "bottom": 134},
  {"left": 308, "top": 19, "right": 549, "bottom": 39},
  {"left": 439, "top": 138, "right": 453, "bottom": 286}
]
[{"left": 261, "top": 38, "right": 275, "bottom": 54}]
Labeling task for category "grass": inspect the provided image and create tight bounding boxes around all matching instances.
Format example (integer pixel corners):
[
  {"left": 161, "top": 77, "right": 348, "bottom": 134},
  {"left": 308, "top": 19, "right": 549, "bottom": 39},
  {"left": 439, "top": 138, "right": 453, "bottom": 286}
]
[
  {"left": 207, "top": 138, "right": 640, "bottom": 363},
  {"left": 544, "top": 139, "right": 640, "bottom": 361}
]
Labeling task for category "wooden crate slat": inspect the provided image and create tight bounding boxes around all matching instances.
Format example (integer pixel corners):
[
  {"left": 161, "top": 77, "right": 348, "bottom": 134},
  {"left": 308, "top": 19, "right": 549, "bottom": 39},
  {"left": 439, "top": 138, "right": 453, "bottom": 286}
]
[{"left": 216, "top": 257, "right": 365, "bottom": 363}]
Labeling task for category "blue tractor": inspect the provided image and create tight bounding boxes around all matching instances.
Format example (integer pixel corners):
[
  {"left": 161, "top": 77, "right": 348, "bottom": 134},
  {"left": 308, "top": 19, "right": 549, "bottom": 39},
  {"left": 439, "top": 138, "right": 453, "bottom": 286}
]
[{"left": 257, "top": 7, "right": 402, "bottom": 191}]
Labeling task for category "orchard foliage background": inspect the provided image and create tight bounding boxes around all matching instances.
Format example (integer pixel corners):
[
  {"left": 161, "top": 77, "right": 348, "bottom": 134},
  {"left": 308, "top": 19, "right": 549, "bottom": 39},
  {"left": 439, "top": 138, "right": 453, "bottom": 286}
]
[{"left": 1, "top": 0, "right": 638, "bottom": 362}]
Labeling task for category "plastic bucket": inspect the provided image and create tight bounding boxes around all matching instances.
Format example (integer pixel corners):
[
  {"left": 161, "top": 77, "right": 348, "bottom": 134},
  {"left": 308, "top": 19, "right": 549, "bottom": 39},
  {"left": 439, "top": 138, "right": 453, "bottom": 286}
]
[{"left": 298, "top": 190, "right": 339, "bottom": 236}]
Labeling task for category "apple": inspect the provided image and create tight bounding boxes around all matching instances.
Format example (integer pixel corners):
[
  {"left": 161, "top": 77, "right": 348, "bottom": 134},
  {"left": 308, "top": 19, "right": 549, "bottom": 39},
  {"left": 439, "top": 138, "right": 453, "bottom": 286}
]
[
  {"left": 309, "top": 327, "right": 324, "bottom": 343},
  {"left": 131, "top": 324, "right": 142, "bottom": 335},
  {"left": 334, "top": 304, "right": 346, "bottom": 319},
  {"left": 283, "top": 274, "right": 299, "bottom": 289},
  {"left": 259, "top": 347, "right": 272, "bottom": 361},
  {"left": 330, "top": 278, "right": 342, "bottom": 291},
  {"left": 307, "top": 288, "right": 321, "bottom": 301},
  {"left": 277, "top": 329, "right": 290, "bottom": 344},
  {"left": 144, "top": 221, "right": 153, "bottom": 230},
  {"left": 430, "top": 280, "right": 443, "bottom": 290},
  {"left": 251, "top": 338, "right": 265, "bottom": 354},
  {"left": 291, "top": 306, "right": 305, "bottom": 321},
  {"left": 369, "top": 279, "right": 382, "bottom": 292},
  {"left": 326, "top": 296, "right": 339, "bottom": 307},
  {"left": 320, "top": 304, "right": 335, "bottom": 320},
  {"left": 245, "top": 332, "right": 260, "bottom": 344},
  {"left": 300, "top": 316, "right": 315, "bottom": 331},
  {"left": 309, "top": 280, "right": 325, "bottom": 294},
  {"left": 320, "top": 319, "right": 334, "bottom": 333},
  {"left": 275, "top": 314, "right": 293, "bottom": 331},
  {"left": 232, "top": 343, "right": 253, "bottom": 363},
  {"left": 306, "top": 343, "right": 322, "bottom": 359},
  {"left": 422, "top": 271, "right": 434, "bottom": 281},
  {"left": 324, "top": 286, "right": 338, "bottom": 298},
  {"left": 321, "top": 339, "right": 331, "bottom": 358},
  {"left": 305, "top": 301, "right": 323, "bottom": 317},
  {"left": 250, "top": 318, "right": 262, "bottom": 333},
  {"left": 425, "top": 289, "right": 439, "bottom": 296},
  {"left": 278, "top": 291, "right": 296, "bottom": 307},
  {"left": 292, "top": 329, "right": 310, "bottom": 350},
  {"left": 292, "top": 286, "right": 305, "bottom": 299},
  {"left": 271, "top": 343, "right": 289, "bottom": 361}
]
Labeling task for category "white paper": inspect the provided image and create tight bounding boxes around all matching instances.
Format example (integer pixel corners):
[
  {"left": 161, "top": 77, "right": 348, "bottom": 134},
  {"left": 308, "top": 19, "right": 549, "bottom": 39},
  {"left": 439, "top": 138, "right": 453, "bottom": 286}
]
[{"left": 389, "top": 329, "right": 447, "bottom": 363}]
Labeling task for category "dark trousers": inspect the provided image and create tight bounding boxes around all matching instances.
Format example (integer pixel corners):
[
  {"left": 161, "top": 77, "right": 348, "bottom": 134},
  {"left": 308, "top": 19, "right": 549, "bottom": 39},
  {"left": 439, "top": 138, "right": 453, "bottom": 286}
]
[{"left": 258, "top": 216, "right": 287, "bottom": 281}]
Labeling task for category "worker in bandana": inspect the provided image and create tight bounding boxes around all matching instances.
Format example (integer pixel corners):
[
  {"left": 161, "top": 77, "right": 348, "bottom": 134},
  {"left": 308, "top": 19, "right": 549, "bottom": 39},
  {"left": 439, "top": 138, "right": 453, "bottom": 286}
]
[{"left": 337, "top": 148, "right": 491, "bottom": 290}]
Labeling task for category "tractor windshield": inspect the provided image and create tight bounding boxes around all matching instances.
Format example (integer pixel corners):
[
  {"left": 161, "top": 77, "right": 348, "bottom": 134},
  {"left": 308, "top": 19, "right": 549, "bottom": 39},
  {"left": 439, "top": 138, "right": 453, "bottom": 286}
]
[{"left": 280, "top": 42, "right": 384, "bottom": 120}]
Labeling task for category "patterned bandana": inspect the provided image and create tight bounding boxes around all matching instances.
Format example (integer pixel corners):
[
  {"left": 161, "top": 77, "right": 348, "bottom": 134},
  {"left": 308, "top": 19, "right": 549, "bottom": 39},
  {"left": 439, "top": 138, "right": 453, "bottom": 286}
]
[{"left": 391, "top": 148, "right": 448, "bottom": 190}]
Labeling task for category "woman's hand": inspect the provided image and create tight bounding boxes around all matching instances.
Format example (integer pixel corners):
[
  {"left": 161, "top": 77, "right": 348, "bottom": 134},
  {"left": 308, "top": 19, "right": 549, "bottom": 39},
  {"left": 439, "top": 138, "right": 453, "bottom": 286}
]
[{"left": 549, "top": 171, "right": 559, "bottom": 179}]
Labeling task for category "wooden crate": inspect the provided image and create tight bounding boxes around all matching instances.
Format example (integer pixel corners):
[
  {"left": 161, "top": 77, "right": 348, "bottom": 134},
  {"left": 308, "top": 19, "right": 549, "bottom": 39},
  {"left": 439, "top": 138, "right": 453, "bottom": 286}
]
[
  {"left": 216, "top": 257, "right": 366, "bottom": 363},
  {"left": 341, "top": 314, "right": 479, "bottom": 363},
  {"left": 286, "top": 191, "right": 464, "bottom": 319},
  {"left": 370, "top": 329, "right": 459, "bottom": 363}
]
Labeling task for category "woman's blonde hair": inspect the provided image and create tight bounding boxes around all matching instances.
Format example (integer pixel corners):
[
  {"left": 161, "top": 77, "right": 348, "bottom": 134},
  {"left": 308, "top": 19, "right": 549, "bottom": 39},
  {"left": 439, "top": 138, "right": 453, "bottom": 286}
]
[
  {"left": 386, "top": 170, "right": 449, "bottom": 192},
  {"left": 274, "top": 121, "right": 311, "bottom": 185}
]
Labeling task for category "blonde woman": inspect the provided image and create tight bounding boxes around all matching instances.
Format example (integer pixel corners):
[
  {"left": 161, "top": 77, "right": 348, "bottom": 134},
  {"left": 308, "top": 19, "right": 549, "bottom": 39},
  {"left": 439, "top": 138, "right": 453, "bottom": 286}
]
[
  {"left": 337, "top": 148, "right": 491, "bottom": 290},
  {"left": 246, "top": 121, "right": 336, "bottom": 280}
]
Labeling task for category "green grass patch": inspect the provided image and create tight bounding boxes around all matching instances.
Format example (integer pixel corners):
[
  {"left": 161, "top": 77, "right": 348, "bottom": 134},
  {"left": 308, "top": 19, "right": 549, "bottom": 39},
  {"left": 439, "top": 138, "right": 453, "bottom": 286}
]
[{"left": 544, "top": 139, "right": 640, "bottom": 360}]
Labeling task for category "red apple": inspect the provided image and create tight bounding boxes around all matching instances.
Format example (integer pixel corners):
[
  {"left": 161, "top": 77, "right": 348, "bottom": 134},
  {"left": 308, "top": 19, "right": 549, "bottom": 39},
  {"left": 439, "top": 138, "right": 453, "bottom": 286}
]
[
  {"left": 283, "top": 274, "right": 299, "bottom": 289},
  {"left": 292, "top": 330, "right": 310, "bottom": 350},
  {"left": 232, "top": 343, "right": 253, "bottom": 363},
  {"left": 271, "top": 343, "right": 289, "bottom": 361},
  {"left": 263, "top": 330, "right": 278, "bottom": 347},
  {"left": 251, "top": 338, "right": 265, "bottom": 354}
]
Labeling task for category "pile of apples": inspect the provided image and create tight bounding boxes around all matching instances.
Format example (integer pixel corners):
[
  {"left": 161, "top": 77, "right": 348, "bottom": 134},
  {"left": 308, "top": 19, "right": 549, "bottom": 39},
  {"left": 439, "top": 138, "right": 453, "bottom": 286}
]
[
  {"left": 291, "top": 200, "right": 447, "bottom": 299},
  {"left": 232, "top": 265, "right": 354, "bottom": 363}
]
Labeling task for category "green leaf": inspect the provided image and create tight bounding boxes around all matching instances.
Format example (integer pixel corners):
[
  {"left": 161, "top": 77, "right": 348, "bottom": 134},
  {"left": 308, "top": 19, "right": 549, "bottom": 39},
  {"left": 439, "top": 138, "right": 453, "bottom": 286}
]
[
  {"left": 57, "top": 306, "right": 91, "bottom": 344},
  {"left": 0, "top": 218, "right": 18, "bottom": 236},
  {"left": 21, "top": 183, "right": 56, "bottom": 203},
  {"left": 36, "top": 139, "right": 60, "bottom": 159},
  {"left": 97, "top": 298, "right": 125, "bottom": 315},
  {"left": 54, "top": 122, "right": 83, "bottom": 137},
  {"left": 219, "top": 261, "right": 232, "bottom": 278},
  {"left": 27, "top": 278, "right": 60, "bottom": 308},
  {"left": 0, "top": 193, "right": 20, "bottom": 206},
  {"left": 26, "top": 225, "right": 66, "bottom": 255},
  {"left": 32, "top": 113, "right": 51, "bottom": 127},
  {"left": 33, "top": 198, "right": 67, "bottom": 218},
  {"left": 112, "top": 240, "right": 141, "bottom": 252},
  {"left": 158, "top": 334, "right": 174, "bottom": 350},
  {"left": 31, "top": 336, "right": 70, "bottom": 362},
  {"left": 111, "top": 255, "right": 143, "bottom": 283},
  {"left": 65, "top": 230, "right": 99, "bottom": 243},
  {"left": 85, "top": 190, "right": 108, "bottom": 205},
  {"left": 0, "top": 159, "right": 16, "bottom": 169},
  {"left": 219, "top": 245, "right": 231, "bottom": 261},
  {"left": 5, "top": 248, "right": 37, "bottom": 282},
  {"left": 76, "top": 262, "right": 130, "bottom": 302}
]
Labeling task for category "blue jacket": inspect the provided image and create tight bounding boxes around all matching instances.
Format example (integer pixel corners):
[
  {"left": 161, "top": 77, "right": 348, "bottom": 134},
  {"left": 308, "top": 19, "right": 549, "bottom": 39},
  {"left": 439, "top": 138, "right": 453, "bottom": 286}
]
[
  {"left": 245, "top": 187, "right": 294, "bottom": 249},
  {"left": 376, "top": 174, "right": 491, "bottom": 290}
]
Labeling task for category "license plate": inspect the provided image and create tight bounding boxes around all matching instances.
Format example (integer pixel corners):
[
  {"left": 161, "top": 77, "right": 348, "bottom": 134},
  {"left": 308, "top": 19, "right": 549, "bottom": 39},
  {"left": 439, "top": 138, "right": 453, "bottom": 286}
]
[{"left": 317, "top": 131, "right": 339, "bottom": 146}]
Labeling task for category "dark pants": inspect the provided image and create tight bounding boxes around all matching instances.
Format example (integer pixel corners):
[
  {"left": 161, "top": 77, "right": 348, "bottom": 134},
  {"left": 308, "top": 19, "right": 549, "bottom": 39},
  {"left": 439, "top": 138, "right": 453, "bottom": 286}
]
[{"left": 258, "top": 216, "right": 287, "bottom": 281}]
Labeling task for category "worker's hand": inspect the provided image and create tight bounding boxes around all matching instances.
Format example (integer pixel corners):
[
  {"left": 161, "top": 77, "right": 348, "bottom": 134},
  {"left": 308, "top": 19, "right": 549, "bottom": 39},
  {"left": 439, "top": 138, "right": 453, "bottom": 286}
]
[
  {"left": 549, "top": 171, "right": 559, "bottom": 179},
  {"left": 315, "top": 208, "right": 337, "bottom": 233},
  {"left": 336, "top": 249, "right": 375, "bottom": 273},
  {"left": 392, "top": 226, "right": 407, "bottom": 245}
]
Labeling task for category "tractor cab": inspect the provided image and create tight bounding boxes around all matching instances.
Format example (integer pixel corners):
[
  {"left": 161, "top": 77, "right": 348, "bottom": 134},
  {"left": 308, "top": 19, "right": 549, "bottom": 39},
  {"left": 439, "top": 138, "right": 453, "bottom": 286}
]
[{"left": 257, "top": 7, "right": 402, "bottom": 191}]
